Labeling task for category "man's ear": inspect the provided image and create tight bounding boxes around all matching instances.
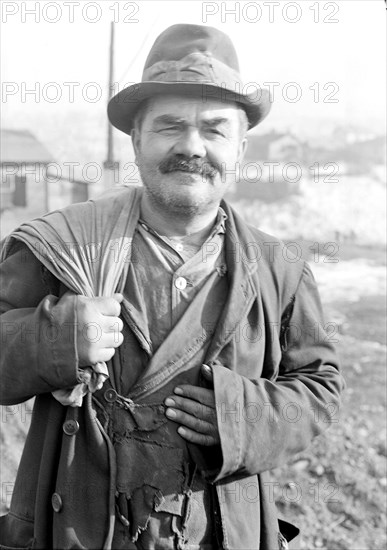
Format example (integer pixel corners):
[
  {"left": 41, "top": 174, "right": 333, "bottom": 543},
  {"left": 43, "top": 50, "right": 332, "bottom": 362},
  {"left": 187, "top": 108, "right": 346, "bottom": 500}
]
[
  {"left": 131, "top": 128, "right": 141, "bottom": 160},
  {"left": 238, "top": 137, "right": 248, "bottom": 162}
]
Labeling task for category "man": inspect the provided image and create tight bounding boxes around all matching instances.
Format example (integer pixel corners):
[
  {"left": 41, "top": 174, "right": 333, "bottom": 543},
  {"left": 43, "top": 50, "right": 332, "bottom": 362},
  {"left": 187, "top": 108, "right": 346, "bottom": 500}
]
[{"left": 0, "top": 24, "right": 344, "bottom": 550}]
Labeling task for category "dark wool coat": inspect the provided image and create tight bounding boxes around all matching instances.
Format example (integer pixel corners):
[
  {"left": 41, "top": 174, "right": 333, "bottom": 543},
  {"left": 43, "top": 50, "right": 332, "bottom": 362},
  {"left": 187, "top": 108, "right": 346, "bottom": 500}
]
[{"left": 0, "top": 187, "right": 344, "bottom": 549}]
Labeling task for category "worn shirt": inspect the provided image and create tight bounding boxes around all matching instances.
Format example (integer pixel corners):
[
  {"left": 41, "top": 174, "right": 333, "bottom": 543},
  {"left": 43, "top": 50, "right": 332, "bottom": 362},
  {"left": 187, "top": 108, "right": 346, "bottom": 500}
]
[
  {"left": 110, "top": 209, "right": 228, "bottom": 549},
  {"left": 120, "top": 208, "right": 227, "bottom": 386}
]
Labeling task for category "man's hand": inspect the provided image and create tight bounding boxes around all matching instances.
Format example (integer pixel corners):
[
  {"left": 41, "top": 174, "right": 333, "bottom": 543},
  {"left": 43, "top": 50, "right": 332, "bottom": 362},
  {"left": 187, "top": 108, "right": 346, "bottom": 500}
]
[
  {"left": 67, "top": 291, "right": 124, "bottom": 366},
  {"left": 164, "top": 364, "right": 220, "bottom": 446},
  {"left": 51, "top": 292, "right": 124, "bottom": 407}
]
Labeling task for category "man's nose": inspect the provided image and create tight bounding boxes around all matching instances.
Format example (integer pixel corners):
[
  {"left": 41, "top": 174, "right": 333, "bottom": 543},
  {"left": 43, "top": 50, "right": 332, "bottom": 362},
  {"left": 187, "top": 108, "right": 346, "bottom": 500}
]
[{"left": 173, "top": 127, "right": 206, "bottom": 158}]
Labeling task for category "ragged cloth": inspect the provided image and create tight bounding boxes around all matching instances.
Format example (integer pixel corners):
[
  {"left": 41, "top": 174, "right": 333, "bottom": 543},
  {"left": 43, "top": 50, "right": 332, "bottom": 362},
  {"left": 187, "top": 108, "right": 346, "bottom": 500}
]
[{"left": 0, "top": 185, "right": 143, "bottom": 403}]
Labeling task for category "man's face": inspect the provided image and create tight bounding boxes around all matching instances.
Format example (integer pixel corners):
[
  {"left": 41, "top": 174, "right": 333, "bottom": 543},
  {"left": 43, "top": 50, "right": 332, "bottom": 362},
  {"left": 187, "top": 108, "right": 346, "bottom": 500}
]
[{"left": 132, "top": 94, "right": 247, "bottom": 216}]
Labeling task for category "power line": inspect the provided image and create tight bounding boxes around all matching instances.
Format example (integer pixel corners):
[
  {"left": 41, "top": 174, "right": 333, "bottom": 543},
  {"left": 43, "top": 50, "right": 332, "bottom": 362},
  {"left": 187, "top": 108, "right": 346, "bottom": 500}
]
[{"left": 117, "top": 16, "right": 160, "bottom": 86}]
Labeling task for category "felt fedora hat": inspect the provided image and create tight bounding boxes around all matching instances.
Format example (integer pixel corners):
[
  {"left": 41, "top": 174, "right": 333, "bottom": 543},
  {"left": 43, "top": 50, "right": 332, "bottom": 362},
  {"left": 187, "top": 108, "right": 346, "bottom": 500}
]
[{"left": 107, "top": 24, "right": 271, "bottom": 135}]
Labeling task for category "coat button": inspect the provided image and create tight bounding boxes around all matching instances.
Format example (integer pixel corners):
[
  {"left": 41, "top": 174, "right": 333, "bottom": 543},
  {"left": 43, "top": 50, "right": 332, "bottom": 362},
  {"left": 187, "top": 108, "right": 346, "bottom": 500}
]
[
  {"left": 63, "top": 419, "right": 79, "bottom": 435},
  {"left": 104, "top": 388, "right": 118, "bottom": 403},
  {"left": 174, "top": 276, "right": 187, "bottom": 290},
  {"left": 51, "top": 492, "right": 62, "bottom": 513}
]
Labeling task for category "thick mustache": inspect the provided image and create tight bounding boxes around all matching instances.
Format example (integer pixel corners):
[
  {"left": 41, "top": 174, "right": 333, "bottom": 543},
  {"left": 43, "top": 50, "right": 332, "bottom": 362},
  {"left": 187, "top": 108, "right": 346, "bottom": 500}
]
[{"left": 159, "top": 156, "right": 218, "bottom": 178}]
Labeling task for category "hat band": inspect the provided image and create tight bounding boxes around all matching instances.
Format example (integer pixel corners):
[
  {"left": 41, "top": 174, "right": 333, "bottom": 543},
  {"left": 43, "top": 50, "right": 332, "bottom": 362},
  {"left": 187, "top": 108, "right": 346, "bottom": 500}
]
[{"left": 142, "top": 52, "right": 245, "bottom": 91}]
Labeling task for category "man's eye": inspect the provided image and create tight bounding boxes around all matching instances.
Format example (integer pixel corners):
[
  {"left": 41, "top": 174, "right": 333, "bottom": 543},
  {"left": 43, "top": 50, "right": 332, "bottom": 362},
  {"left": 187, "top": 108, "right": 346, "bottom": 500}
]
[
  {"left": 207, "top": 128, "right": 224, "bottom": 136},
  {"left": 159, "top": 126, "right": 179, "bottom": 133}
]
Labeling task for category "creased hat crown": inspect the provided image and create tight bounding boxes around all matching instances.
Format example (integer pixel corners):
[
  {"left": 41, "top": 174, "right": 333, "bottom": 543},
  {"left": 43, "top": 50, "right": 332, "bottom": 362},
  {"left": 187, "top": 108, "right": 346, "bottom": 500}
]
[
  {"left": 144, "top": 24, "right": 240, "bottom": 72},
  {"left": 108, "top": 24, "right": 271, "bottom": 135}
]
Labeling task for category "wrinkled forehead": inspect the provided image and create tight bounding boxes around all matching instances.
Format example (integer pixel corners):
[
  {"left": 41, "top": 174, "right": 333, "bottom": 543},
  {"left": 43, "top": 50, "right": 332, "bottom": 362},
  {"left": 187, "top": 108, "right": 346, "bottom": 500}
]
[{"left": 143, "top": 94, "right": 242, "bottom": 125}]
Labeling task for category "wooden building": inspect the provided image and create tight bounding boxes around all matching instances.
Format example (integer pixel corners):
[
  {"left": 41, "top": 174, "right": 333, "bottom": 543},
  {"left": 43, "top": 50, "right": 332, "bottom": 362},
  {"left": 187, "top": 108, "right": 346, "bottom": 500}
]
[{"left": 0, "top": 129, "right": 53, "bottom": 212}]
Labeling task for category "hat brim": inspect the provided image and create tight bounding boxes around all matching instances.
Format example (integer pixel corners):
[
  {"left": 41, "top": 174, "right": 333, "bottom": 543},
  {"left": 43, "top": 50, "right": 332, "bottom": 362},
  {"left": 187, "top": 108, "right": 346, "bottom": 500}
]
[{"left": 107, "top": 82, "right": 271, "bottom": 136}]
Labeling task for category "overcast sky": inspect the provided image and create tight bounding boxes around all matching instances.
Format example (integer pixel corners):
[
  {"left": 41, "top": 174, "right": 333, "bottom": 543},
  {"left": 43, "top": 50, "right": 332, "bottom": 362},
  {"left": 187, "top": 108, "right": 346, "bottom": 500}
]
[{"left": 1, "top": 0, "right": 386, "bottom": 136}]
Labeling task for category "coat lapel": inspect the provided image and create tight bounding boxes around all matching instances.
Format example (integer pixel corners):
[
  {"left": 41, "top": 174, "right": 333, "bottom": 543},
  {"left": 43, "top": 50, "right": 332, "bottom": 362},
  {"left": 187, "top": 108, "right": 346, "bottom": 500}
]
[{"left": 204, "top": 201, "right": 260, "bottom": 363}]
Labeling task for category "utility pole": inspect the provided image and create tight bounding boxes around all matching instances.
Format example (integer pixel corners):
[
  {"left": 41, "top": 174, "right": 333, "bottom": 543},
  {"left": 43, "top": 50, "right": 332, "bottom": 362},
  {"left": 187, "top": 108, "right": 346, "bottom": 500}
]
[{"left": 103, "top": 22, "right": 119, "bottom": 191}]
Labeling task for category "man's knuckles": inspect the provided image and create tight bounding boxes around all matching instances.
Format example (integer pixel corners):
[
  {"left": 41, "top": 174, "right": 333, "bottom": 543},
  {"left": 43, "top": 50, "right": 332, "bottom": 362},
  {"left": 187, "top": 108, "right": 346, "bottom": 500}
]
[
  {"left": 95, "top": 295, "right": 122, "bottom": 317},
  {"left": 67, "top": 295, "right": 124, "bottom": 365},
  {"left": 78, "top": 325, "right": 123, "bottom": 365},
  {"left": 82, "top": 330, "right": 122, "bottom": 350},
  {"left": 114, "top": 331, "right": 124, "bottom": 346},
  {"left": 76, "top": 295, "right": 122, "bottom": 321},
  {"left": 110, "top": 317, "right": 124, "bottom": 333},
  {"left": 102, "top": 317, "right": 124, "bottom": 334},
  {"left": 100, "top": 296, "right": 122, "bottom": 317}
]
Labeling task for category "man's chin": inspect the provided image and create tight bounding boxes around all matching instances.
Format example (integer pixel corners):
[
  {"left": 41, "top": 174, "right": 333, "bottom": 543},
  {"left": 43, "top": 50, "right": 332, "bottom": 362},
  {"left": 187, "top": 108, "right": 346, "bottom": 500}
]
[
  {"left": 148, "top": 187, "right": 213, "bottom": 216},
  {"left": 140, "top": 169, "right": 224, "bottom": 215}
]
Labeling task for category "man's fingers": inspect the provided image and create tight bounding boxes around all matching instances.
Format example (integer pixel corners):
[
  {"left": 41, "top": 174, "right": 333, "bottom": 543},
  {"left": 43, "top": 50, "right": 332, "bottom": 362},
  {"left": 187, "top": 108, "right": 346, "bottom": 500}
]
[
  {"left": 165, "top": 395, "right": 215, "bottom": 422},
  {"left": 164, "top": 390, "right": 220, "bottom": 447},
  {"left": 83, "top": 325, "right": 123, "bottom": 347},
  {"left": 71, "top": 294, "right": 125, "bottom": 367},
  {"left": 103, "top": 316, "right": 124, "bottom": 333},
  {"left": 177, "top": 426, "right": 219, "bottom": 446},
  {"left": 103, "top": 331, "right": 124, "bottom": 348},
  {"left": 173, "top": 385, "right": 215, "bottom": 408},
  {"left": 165, "top": 404, "right": 215, "bottom": 433},
  {"left": 96, "top": 295, "right": 122, "bottom": 317}
]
